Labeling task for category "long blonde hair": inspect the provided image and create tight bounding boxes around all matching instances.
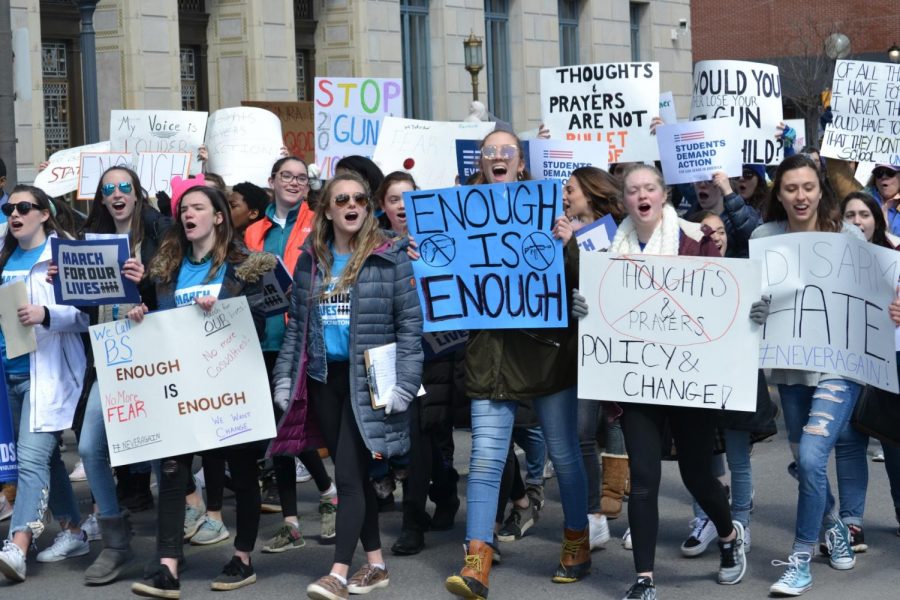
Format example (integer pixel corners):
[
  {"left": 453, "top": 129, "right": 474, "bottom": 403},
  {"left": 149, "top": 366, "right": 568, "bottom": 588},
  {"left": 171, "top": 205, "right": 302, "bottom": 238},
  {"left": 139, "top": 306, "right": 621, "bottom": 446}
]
[{"left": 311, "top": 173, "right": 386, "bottom": 297}]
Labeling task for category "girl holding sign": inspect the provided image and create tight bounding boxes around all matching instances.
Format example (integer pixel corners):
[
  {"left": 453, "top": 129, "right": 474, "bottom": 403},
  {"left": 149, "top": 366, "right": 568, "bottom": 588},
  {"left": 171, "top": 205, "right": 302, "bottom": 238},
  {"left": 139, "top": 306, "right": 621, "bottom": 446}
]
[
  {"left": 751, "top": 154, "right": 865, "bottom": 596},
  {"left": 0, "top": 185, "right": 89, "bottom": 584},
  {"left": 127, "top": 185, "right": 273, "bottom": 598},
  {"left": 269, "top": 172, "right": 423, "bottom": 600}
]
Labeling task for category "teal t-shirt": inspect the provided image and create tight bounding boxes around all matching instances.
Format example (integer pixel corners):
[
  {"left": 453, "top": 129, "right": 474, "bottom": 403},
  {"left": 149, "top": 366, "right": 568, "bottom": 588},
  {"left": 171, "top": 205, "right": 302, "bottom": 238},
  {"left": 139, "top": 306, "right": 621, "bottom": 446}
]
[
  {"left": 0, "top": 240, "right": 48, "bottom": 374},
  {"left": 174, "top": 259, "right": 226, "bottom": 307},
  {"left": 320, "top": 252, "right": 351, "bottom": 362}
]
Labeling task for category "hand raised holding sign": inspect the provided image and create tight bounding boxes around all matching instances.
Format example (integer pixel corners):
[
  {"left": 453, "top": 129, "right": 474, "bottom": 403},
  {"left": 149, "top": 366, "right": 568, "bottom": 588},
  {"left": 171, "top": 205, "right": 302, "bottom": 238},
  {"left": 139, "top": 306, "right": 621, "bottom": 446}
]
[
  {"left": 890, "top": 286, "right": 900, "bottom": 326},
  {"left": 17, "top": 304, "right": 46, "bottom": 327},
  {"left": 712, "top": 171, "right": 734, "bottom": 196},
  {"left": 194, "top": 295, "right": 217, "bottom": 313},
  {"left": 122, "top": 258, "right": 144, "bottom": 284},
  {"left": 127, "top": 303, "right": 149, "bottom": 323},
  {"left": 552, "top": 214, "right": 579, "bottom": 245}
]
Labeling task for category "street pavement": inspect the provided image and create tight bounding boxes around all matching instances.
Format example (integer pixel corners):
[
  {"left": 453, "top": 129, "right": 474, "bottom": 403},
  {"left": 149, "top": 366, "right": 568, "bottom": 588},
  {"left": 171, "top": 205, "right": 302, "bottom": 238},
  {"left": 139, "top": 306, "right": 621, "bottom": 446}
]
[{"left": 2, "top": 419, "right": 900, "bottom": 599}]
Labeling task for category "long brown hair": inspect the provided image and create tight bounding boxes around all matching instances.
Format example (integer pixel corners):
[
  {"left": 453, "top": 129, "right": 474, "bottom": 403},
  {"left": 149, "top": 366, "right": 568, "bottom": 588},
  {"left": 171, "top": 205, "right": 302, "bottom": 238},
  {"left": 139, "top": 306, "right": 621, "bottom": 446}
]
[
  {"left": 569, "top": 166, "right": 624, "bottom": 223},
  {"left": 764, "top": 154, "right": 840, "bottom": 232},
  {"left": 83, "top": 166, "right": 147, "bottom": 255},
  {"left": 841, "top": 191, "right": 890, "bottom": 248},
  {"left": 149, "top": 185, "right": 246, "bottom": 284},
  {"left": 0, "top": 185, "right": 69, "bottom": 276},
  {"left": 311, "top": 173, "right": 386, "bottom": 298}
]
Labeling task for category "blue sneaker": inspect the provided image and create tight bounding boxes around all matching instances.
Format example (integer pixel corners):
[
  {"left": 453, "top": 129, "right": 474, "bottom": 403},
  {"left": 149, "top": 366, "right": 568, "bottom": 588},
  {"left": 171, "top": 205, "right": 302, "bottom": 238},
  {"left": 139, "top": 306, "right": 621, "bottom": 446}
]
[
  {"left": 825, "top": 521, "right": 856, "bottom": 570},
  {"left": 770, "top": 552, "right": 812, "bottom": 596}
]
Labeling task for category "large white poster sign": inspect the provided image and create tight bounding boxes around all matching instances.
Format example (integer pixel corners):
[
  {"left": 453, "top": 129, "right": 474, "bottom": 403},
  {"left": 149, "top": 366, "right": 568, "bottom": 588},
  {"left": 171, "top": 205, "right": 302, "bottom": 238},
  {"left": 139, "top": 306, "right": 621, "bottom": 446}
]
[
  {"left": 821, "top": 60, "right": 900, "bottom": 166},
  {"left": 205, "top": 107, "right": 284, "bottom": 187},
  {"left": 109, "top": 110, "right": 207, "bottom": 174},
  {"left": 135, "top": 152, "right": 192, "bottom": 197},
  {"left": 750, "top": 233, "right": 899, "bottom": 392},
  {"left": 77, "top": 152, "right": 134, "bottom": 200},
  {"left": 372, "top": 117, "right": 495, "bottom": 191},
  {"left": 527, "top": 138, "right": 609, "bottom": 182},
  {"left": 689, "top": 60, "right": 784, "bottom": 165},
  {"left": 33, "top": 141, "right": 110, "bottom": 197},
  {"left": 656, "top": 118, "right": 743, "bottom": 185},
  {"left": 90, "top": 297, "right": 276, "bottom": 466},
  {"left": 578, "top": 252, "right": 761, "bottom": 411},
  {"left": 540, "top": 62, "right": 660, "bottom": 163}
]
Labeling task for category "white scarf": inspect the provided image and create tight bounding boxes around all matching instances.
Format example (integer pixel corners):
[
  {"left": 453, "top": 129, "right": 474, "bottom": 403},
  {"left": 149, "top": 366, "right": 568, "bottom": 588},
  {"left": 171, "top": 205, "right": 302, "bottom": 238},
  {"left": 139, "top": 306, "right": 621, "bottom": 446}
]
[{"left": 610, "top": 203, "right": 681, "bottom": 255}]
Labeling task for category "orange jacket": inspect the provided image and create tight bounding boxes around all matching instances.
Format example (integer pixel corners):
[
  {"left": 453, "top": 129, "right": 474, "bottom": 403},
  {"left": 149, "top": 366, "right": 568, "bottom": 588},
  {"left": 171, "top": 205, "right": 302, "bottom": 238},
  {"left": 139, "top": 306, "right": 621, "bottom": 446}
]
[{"left": 243, "top": 203, "right": 315, "bottom": 274}]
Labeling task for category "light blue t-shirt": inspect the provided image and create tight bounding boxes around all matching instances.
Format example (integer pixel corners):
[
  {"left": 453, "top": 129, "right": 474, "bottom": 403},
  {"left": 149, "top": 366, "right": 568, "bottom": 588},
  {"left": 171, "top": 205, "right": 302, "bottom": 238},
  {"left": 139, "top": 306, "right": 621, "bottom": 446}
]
[
  {"left": 0, "top": 240, "right": 48, "bottom": 374},
  {"left": 174, "top": 259, "right": 226, "bottom": 307},
  {"left": 320, "top": 252, "right": 351, "bottom": 362}
]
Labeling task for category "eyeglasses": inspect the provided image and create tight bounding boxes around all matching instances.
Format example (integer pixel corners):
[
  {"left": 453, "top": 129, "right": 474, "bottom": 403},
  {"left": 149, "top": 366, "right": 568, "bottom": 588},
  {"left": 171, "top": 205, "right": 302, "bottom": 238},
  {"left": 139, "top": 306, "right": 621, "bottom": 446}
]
[
  {"left": 101, "top": 182, "right": 133, "bottom": 196},
  {"left": 1, "top": 201, "right": 40, "bottom": 217},
  {"left": 481, "top": 144, "right": 519, "bottom": 160},
  {"left": 873, "top": 168, "right": 898, "bottom": 180},
  {"left": 333, "top": 192, "right": 368, "bottom": 206},
  {"left": 277, "top": 171, "right": 309, "bottom": 185},
  {"left": 741, "top": 169, "right": 757, "bottom": 180}
]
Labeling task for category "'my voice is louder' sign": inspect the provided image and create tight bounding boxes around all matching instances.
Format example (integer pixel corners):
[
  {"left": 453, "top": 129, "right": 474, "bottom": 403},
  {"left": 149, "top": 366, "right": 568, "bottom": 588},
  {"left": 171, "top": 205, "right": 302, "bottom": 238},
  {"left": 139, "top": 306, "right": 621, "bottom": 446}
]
[{"left": 405, "top": 180, "right": 567, "bottom": 332}]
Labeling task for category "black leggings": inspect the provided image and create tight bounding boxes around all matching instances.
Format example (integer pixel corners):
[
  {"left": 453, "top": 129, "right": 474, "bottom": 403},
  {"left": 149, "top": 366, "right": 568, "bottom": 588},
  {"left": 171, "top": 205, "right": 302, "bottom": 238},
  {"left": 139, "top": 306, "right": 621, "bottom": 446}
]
[
  {"left": 309, "top": 362, "right": 380, "bottom": 565},
  {"left": 403, "top": 400, "right": 458, "bottom": 528},
  {"left": 273, "top": 449, "right": 333, "bottom": 517},
  {"left": 622, "top": 403, "right": 733, "bottom": 573}
]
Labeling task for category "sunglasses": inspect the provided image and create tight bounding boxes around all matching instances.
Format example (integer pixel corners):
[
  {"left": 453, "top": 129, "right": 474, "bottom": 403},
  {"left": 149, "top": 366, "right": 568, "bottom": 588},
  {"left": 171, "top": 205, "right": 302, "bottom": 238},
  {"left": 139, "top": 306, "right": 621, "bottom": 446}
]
[
  {"left": 101, "top": 181, "right": 134, "bottom": 196},
  {"left": 333, "top": 192, "right": 368, "bottom": 206},
  {"left": 277, "top": 171, "right": 309, "bottom": 185},
  {"left": 481, "top": 144, "right": 519, "bottom": 160},
  {"left": 873, "top": 168, "right": 898, "bottom": 180},
  {"left": 1, "top": 201, "right": 42, "bottom": 217}
]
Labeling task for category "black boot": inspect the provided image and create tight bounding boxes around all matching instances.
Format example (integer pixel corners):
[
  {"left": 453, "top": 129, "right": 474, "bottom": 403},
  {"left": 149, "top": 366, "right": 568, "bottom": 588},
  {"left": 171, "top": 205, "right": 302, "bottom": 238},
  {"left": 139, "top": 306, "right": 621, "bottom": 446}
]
[
  {"left": 429, "top": 468, "right": 460, "bottom": 531},
  {"left": 85, "top": 512, "right": 135, "bottom": 585},
  {"left": 123, "top": 472, "right": 154, "bottom": 513},
  {"left": 115, "top": 467, "right": 132, "bottom": 503},
  {"left": 392, "top": 488, "right": 430, "bottom": 556}
]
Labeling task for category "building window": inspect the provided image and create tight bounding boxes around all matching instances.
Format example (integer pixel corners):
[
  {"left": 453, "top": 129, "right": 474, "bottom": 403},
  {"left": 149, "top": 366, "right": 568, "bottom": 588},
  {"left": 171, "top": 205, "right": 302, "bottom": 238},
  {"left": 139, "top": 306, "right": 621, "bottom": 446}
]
[
  {"left": 42, "top": 40, "right": 70, "bottom": 157},
  {"left": 180, "top": 47, "right": 200, "bottom": 111},
  {"left": 401, "top": 0, "right": 431, "bottom": 119},
  {"left": 558, "top": 0, "right": 579, "bottom": 66},
  {"left": 297, "top": 50, "right": 308, "bottom": 101},
  {"left": 629, "top": 2, "right": 645, "bottom": 62},
  {"left": 485, "top": 0, "right": 511, "bottom": 122},
  {"left": 178, "top": 3, "right": 209, "bottom": 111},
  {"left": 295, "top": 0, "right": 316, "bottom": 102}
]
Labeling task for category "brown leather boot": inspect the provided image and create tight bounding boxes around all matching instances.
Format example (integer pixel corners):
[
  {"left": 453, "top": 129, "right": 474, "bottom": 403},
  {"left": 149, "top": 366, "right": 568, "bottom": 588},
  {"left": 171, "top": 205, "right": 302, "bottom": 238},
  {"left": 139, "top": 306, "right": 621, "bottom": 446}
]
[
  {"left": 552, "top": 527, "right": 591, "bottom": 583},
  {"left": 445, "top": 539, "right": 493, "bottom": 599},
  {"left": 600, "top": 453, "right": 630, "bottom": 519}
]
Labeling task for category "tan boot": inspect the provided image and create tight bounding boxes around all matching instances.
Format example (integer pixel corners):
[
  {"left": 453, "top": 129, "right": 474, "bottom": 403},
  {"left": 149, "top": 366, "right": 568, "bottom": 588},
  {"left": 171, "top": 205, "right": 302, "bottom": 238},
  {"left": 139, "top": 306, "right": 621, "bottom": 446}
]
[
  {"left": 552, "top": 527, "right": 591, "bottom": 583},
  {"left": 445, "top": 540, "right": 493, "bottom": 599},
  {"left": 600, "top": 453, "right": 629, "bottom": 519}
]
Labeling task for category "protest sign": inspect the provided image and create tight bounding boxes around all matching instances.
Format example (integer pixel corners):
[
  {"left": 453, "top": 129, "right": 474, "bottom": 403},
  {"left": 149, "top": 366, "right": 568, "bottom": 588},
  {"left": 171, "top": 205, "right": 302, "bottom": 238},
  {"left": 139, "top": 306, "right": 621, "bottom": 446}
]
[
  {"left": 110, "top": 110, "right": 207, "bottom": 174},
  {"left": 0, "top": 282, "right": 36, "bottom": 358},
  {"left": 241, "top": 101, "right": 315, "bottom": 163},
  {"left": 821, "top": 60, "right": 900, "bottom": 166},
  {"left": 33, "top": 141, "right": 110, "bottom": 197},
  {"left": 656, "top": 118, "right": 742, "bottom": 185},
  {"left": 659, "top": 91, "right": 678, "bottom": 124},
  {"left": 750, "top": 233, "right": 899, "bottom": 392},
  {"left": 90, "top": 297, "right": 276, "bottom": 466},
  {"left": 405, "top": 180, "right": 567, "bottom": 332},
  {"left": 135, "top": 152, "right": 191, "bottom": 197},
  {"left": 205, "top": 107, "right": 284, "bottom": 187},
  {"left": 854, "top": 161, "right": 877, "bottom": 187},
  {"left": 315, "top": 77, "right": 404, "bottom": 178},
  {"left": 0, "top": 361, "right": 15, "bottom": 484},
  {"left": 785, "top": 118, "right": 806, "bottom": 153},
  {"left": 575, "top": 214, "right": 617, "bottom": 253},
  {"left": 540, "top": 62, "right": 660, "bottom": 163},
  {"left": 689, "top": 60, "right": 784, "bottom": 165},
  {"left": 51, "top": 238, "right": 140, "bottom": 306},
  {"left": 373, "top": 117, "right": 495, "bottom": 191},
  {"left": 527, "top": 138, "right": 609, "bottom": 182},
  {"left": 77, "top": 152, "right": 134, "bottom": 200},
  {"left": 249, "top": 258, "right": 293, "bottom": 317},
  {"left": 578, "top": 252, "right": 761, "bottom": 411},
  {"left": 456, "top": 140, "right": 481, "bottom": 183}
]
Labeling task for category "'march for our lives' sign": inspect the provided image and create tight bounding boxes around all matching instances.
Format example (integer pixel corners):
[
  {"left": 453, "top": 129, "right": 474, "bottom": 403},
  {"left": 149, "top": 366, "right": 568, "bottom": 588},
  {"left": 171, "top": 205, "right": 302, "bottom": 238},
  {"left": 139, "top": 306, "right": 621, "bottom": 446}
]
[{"left": 405, "top": 180, "right": 567, "bottom": 332}]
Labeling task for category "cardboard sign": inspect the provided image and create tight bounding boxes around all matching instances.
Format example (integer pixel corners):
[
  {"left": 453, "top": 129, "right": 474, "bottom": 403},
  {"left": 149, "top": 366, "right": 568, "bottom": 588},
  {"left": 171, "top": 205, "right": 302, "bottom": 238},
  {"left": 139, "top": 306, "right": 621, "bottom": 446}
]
[
  {"left": 527, "top": 138, "right": 609, "bottom": 182},
  {"left": 405, "top": 180, "right": 567, "bottom": 331},
  {"left": 135, "top": 152, "right": 192, "bottom": 197},
  {"left": 575, "top": 214, "right": 617, "bottom": 253},
  {"left": 540, "top": 62, "right": 660, "bottom": 163},
  {"left": 77, "top": 152, "right": 134, "bottom": 200},
  {"left": 249, "top": 258, "right": 293, "bottom": 317},
  {"left": 33, "top": 141, "right": 110, "bottom": 197},
  {"left": 205, "top": 107, "right": 284, "bottom": 188},
  {"left": 51, "top": 238, "right": 140, "bottom": 306},
  {"left": 315, "top": 77, "right": 404, "bottom": 178},
  {"left": 689, "top": 60, "right": 784, "bottom": 165},
  {"left": 0, "top": 361, "right": 15, "bottom": 483},
  {"left": 659, "top": 91, "right": 678, "bottom": 124},
  {"left": 110, "top": 110, "right": 207, "bottom": 174},
  {"left": 656, "top": 118, "right": 743, "bottom": 185},
  {"left": 750, "top": 233, "right": 899, "bottom": 392},
  {"left": 90, "top": 297, "right": 276, "bottom": 466},
  {"left": 241, "top": 101, "right": 315, "bottom": 163},
  {"left": 372, "top": 117, "right": 494, "bottom": 191},
  {"left": 578, "top": 252, "right": 761, "bottom": 411},
  {"left": 821, "top": 60, "right": 900, "bottom": 166}
]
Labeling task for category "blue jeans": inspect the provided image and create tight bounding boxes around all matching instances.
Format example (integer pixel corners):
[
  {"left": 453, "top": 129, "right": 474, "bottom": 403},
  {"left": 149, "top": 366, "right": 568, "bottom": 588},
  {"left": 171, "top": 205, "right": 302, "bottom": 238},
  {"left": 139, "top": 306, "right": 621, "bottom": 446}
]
[
  {"left": 833, "top": 419, "right": 869, "bottom": 526},
  {"left": 693, "top": 429, "right": 753, "bottom": 527},
  {"left": 6, "top": 374, "right": 81, "bottom": 539},
  {"left": 578, "top": 399, "right": 626, "bottom": 513},
  {"left": 466, "top": 387, "right": 587, "bottom": 542},
  {"left": 511, "top": 426, "right": 545, "bottom": 486},
  {"left": 779, "top": 379, "right": 861, "bottom": 554},
  {"left": 78, "top": 380, "right": 121, "bottom": 518}
]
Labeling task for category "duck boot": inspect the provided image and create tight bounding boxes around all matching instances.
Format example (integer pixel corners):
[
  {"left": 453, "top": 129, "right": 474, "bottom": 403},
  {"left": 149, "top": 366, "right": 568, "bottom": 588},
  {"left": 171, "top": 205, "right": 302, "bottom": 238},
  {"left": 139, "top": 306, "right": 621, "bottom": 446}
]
[
  {"left": 445, "top": 539, "right": 493, "bottom": 599},
  {"left": 552, "top": 527, "right": 591, "bottom": 583},
  {"left": 600, "top": 453, "right": 630, "bottom": 519}
]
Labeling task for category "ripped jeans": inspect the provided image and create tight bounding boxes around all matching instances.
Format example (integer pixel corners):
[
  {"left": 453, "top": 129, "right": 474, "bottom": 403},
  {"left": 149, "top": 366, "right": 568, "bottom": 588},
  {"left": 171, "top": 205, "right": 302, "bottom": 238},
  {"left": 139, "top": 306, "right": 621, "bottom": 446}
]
[{"left": 778, "top": 378, "right": 861, "bottom": 554}]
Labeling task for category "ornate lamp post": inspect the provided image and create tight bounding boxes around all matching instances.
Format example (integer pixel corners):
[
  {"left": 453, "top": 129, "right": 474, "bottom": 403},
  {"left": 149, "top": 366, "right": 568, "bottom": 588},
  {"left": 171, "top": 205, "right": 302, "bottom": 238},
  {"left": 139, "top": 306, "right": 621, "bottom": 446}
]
[{"left": 463, "top": 32, "right": 483, "bottom": 102}]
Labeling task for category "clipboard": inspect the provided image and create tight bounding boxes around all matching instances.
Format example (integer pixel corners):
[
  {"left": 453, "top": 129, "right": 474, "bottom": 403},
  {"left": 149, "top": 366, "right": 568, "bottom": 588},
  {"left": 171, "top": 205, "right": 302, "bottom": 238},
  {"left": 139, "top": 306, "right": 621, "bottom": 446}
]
[
  {"left": 364, "top": 342, "right": 396, "bottom": 409},
  {"left": 0, "top": 281, "right": 37, "bottom": 358}
]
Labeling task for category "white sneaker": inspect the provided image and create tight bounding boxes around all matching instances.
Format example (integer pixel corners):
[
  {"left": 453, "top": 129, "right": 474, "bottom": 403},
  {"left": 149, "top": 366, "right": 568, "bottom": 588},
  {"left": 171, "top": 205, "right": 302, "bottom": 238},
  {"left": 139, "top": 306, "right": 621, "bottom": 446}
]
[
  {"left": 680, "top": 517, "right": 717, "bottom": 557},
  {"left": 622, "top": 527, "right": 633, "bottom": 550},
  {"left": 0, "top": 540, "right": 26, "bottom": 582},
  {"left": 80, "top": 512, "right": 101, "bottom": 542},
  {"left": 68, "top": 460, "right": 86, "bottom": 482},
  {"left": 743, "top": 526, "right": 752, "bottom": 554},
  {"left": 0, "top": 495, "right": 12, "bottom": 521},
  {"left": 36, "top": 530, "right": 90, "bottom": 563},
  {"left": 588, "top": 513, "right": 610, "bottom": 550},
  {"left": 542, "top": 460, "right": 556, "bottom": 480},
  {"left": 295, "top": 459, "right": 312, "bottom": 483}
]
